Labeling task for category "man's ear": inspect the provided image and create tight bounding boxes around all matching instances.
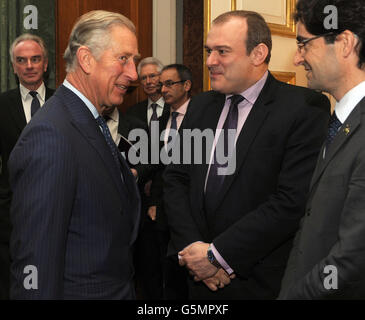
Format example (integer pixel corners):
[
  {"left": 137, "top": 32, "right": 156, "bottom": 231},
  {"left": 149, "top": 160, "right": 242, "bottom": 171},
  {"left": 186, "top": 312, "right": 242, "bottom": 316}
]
[
  {"left": 337, "top": 30, "right": 358, "bottom": 59},
  {"left": 250, "top": 43, "right": 269, "bottom": 66},
  {"left": 76, "top": 46, "right": 94, "bottom": 74},
  {"left": 184, "top": 80, "right": 192, "bottom": 93},
  {"left": 43, "top": 58, "right": 48, "bottom": 72}
]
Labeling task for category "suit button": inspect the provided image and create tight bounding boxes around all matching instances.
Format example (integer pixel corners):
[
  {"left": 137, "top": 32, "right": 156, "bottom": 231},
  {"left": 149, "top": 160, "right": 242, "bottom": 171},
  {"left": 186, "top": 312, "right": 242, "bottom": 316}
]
[{"left": 306, "top": 208, "right": 311, "bottom": 216}]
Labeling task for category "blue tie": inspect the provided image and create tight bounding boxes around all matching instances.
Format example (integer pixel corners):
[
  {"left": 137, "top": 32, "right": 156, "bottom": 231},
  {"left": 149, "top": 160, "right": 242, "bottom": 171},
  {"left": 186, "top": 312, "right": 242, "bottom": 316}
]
[
  {"left": 205, "top": 94, "right": 244, "bottom": 213},
  {"left": 96, "top": 116, "right": 122, "bottom": 172},
  {"left": 326, "top": 112, "right": 342, "bottom": 149},
  {"left": 29, "top": 91, "right": 40, "bottom": 117}
]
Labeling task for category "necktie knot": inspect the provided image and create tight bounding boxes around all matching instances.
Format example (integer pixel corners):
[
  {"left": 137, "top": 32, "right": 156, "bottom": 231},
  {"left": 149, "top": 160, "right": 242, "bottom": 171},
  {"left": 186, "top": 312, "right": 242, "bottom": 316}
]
[
  {"left": 230, "top": 94, "right": 244, "bottom": 107},
  {"left": 171, "top": 111, "right": 179, "bottom": 120},
  {"left": 151, "top": 103, "right": 158, "bottom": 112},
  {"left": 29, "top": 91, "right": 38, "bottom": 98}
]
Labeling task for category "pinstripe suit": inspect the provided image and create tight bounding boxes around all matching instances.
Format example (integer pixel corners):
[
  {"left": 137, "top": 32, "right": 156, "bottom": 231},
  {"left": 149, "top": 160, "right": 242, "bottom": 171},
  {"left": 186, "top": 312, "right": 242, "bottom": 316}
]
[{"left": 8, "top": 85, "right": 140, "bottom": 299}]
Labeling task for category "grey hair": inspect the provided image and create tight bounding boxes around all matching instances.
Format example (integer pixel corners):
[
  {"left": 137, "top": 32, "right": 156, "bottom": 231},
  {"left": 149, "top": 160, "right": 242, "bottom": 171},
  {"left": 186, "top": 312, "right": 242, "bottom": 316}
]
[
  {"left": 9, "top": 33, "right": 48, "bottom": 63},
  {"left": 63, "top": 10, "right": 136, "bottom": 73},
  {"left": 137, "top": 57, "right": 164, "bottom": 76}
]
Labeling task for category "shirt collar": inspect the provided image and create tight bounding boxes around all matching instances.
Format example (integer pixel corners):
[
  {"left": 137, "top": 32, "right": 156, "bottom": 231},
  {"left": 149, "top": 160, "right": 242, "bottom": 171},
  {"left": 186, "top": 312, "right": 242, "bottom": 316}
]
[
  {"left": 107, "top": 106, "right": 119, "bottom": 122},
  {"left": 171, "top": 98, "right": 190, "bottom": 116},
  {"left": 20, "top": 82, "right": 46, "bottom": 103},
  {"left": 225, "top": 70, "right": 268, "bottom": 105},
  {"left": 335, "top": 81, "right": 365, "bottom": 123},
  {"left": 63, "top": 79, "right": 100, "bottom": 119},
  {"left": 148, "top": 96, "right": 164, "bottom": 109}
]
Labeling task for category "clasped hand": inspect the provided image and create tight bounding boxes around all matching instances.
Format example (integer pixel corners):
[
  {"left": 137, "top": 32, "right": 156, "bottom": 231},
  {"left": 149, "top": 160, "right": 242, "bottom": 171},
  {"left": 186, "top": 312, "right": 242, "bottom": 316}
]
[{"left": 178, "top": 242, "right": 235, "bottom": 291}]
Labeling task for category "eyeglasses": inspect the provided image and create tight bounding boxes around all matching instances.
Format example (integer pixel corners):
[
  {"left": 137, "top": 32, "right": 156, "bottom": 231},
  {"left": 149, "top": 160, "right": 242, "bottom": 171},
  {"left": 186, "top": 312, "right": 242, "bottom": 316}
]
[
  {"left": 296, "top": 32, "right": 335, "bottom": 52},
  {"left": 15, "top": 56, "right": 43, "bottom": 65},
  {"left": 140, "top": 73, "right": 160, "bottom": 82},
  {"left": 159, "top": 80, "right": 185, "bottom": 88}
]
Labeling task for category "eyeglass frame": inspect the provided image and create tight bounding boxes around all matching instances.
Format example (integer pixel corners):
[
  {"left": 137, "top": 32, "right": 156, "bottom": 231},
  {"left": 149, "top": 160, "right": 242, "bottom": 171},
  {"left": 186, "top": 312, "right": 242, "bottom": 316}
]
[
  {"left": 296, "top": 32, "right": 335, "bottom": 52},
  {"left": 158, "top": 80, "right": 186, "bottom": 88}
]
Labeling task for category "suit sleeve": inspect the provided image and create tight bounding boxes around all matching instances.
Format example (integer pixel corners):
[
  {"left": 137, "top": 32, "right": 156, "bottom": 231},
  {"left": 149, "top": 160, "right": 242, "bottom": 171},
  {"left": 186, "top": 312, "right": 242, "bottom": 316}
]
[
  {"left": 281, "top": 148, "right": 365, "bottom": 299},
  {"left": 213, "top": 92, "right": 330, "bottom": 277},
  {"left": 9, "top": 122, "right": 75, "bottom": 299}
]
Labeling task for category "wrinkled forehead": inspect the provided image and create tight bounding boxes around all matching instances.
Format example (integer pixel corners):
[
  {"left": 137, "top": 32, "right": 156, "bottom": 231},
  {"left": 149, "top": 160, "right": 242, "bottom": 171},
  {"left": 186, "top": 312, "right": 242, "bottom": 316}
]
[{"left": 14, "top": 40, "right": 44, "bottom": 56}]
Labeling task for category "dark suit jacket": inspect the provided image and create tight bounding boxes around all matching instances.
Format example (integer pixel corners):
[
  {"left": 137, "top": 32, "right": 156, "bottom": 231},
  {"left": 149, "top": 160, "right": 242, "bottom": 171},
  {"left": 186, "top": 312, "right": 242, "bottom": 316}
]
[
  {"left": 163, "top": 73, "right": 330, "bottom": 299},
  {"left": 149, "top": 101, "right": 192, "bottom": 230},
  {"left": 279, "top": 97, "right": 365, "bottom": 299},
  {"left": 8, "top": 85, "right": 140, "bottom": 299},
  {"left": 0, "top": 86, "right": 54, "bottom": 242},
  {"left": 125, "top": 98, "right": 169, "bottom": 128}
]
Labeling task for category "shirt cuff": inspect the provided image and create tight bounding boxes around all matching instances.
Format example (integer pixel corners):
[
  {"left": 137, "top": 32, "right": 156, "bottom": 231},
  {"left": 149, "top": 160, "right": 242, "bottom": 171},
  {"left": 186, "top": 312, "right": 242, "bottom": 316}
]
[{"left": 211, "top": 243, "right": 234, "bottom": 275}]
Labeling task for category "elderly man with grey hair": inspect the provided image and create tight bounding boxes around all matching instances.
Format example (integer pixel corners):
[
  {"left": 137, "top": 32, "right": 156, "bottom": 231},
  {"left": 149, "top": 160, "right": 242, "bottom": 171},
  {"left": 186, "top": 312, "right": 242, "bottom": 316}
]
[
  {"left": 8, "top": 10, "right": 141, "bottom": 299},
  {"left": 125, "top": 56, "right": 170, "bottom": 299},
  {"left": 0, "top": 33, "right": 54, "bottom": 300}
]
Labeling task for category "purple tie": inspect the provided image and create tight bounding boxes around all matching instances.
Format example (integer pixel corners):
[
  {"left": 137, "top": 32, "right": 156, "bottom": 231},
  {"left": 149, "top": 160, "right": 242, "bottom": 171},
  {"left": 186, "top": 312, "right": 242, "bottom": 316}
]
[
  {"left": 149, "top": 103, "right": 158, "bottom": 127},
  {"left": 205, "top": 94, "right": 244, "bottom": 213}
]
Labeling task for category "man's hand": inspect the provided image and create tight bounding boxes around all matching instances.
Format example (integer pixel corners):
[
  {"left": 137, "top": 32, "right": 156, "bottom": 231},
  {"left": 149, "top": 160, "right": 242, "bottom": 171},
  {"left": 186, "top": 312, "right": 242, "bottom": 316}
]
[
  {"left": 144, "top": 180, "right": 152, "bottom": 196},
  {"left": 179, "top": 242, "right": 218, "bottom": 280},
  {"left": 202, "top": 269, "right": 236, "bottom": 291},
  {"left": 147, "top": 206, "right": 157, "bottom": 221},
  {"left": 130, "top": 168, "right": 138, "bottom": 178}
]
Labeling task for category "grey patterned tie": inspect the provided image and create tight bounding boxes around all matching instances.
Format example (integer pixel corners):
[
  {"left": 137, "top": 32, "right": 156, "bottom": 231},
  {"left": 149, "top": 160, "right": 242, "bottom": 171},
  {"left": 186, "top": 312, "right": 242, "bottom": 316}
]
[{"left": 29, "top": 91, "right": 40, "bottom": 117}]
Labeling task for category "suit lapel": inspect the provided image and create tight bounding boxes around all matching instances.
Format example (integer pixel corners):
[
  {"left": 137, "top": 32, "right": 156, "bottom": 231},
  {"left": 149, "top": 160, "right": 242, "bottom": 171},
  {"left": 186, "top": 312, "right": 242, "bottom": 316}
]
[
  {"left": 195, "top": 93, "right": 226, "bottom": 212},
  {"left": 310, "top": 100, "right": 363, "bottom": 190},
  {"left": 57, "top": 86, "right": 126, "bottom": 197},
  {"left": 8, "top": 88, "right": 27, "bottom": 132},
  {"left": 208, "top": 74, "right": 275, "bottom": 213}
]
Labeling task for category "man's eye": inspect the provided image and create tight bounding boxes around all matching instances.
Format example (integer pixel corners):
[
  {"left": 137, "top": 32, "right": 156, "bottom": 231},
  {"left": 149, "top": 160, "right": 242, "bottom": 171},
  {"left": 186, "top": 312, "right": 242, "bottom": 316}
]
[
  {"left": 119, "top": 56, "right": 128, "bottom": 63},
  {"left": 218, "top": 50, "right": 226, "bottom": 55},
  {"left": 31, "top": 57, "right": 41, "bottom": 63},
  {"left": 205, "top": 49, "right": 212, "bottom": 56},
  {"left": 16, "top": 57, "right": 25, "bottom": 63}
]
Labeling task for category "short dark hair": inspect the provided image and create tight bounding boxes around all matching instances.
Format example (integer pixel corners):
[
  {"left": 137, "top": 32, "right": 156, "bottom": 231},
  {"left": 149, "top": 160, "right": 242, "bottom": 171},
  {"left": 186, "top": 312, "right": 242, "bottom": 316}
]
[
  {"left": 295, "top": 0, "right": 365, "bottom": 68},
  {"left": 161, "top": 64, "right": 193, "bottom": 96},
  {"left": 213, "top": 10, "right": 272, "bottom": 64}
]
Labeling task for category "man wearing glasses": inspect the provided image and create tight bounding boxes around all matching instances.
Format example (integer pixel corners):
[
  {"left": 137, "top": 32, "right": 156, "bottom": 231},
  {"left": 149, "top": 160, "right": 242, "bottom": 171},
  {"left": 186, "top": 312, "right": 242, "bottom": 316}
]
[
  {"left": 279, "top": 0, "right": 365, "bottom": 299},
  {"left": 126, "top": 57, "right": 169, "bottom": 128},
  {"left": 0, "top": 33, "right": 54, "bottom": 300},
  {"left": 126, "top": 57, "right": 170, "bottom": 299}
]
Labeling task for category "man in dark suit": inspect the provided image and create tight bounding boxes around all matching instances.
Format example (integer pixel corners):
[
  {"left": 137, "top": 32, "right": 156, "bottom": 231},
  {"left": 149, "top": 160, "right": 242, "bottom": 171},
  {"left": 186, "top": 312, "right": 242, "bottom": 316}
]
[
  {"left": 0, "top": 33, "right": 54, "bottom": 300},
  {"left": 148, "top": 64, "right": 193, "bottom": 299},
  {"left": 8, "top": 10, "right": 141, "bottom": 299},
  {"left": 126, "top": 57, "right": 169, "bottom": 126},
  {"left": 125, "top": 57, "right": 170, "bottom": 299},
  {"left": 163, "top": 10, "right": 330, "bottom": 299},
  {"left": 279, "top": 0, "right": 365, "bottom": 299}
]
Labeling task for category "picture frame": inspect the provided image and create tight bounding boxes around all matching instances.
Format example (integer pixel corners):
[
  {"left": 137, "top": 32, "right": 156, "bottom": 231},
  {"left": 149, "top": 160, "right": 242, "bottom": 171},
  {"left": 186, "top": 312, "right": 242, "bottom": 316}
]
[
  {"left": 271, "top": 71, "right": 296, "bottom": 85},
  {"left": 235, "top": 0, "right": 296, "bottom": 37}
]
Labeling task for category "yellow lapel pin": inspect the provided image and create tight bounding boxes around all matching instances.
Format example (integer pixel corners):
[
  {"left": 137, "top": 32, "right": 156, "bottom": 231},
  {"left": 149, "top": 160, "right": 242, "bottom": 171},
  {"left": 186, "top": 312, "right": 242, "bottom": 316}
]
[{"left": 343, "top": 124, "right": 350, "bottom": 135}]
